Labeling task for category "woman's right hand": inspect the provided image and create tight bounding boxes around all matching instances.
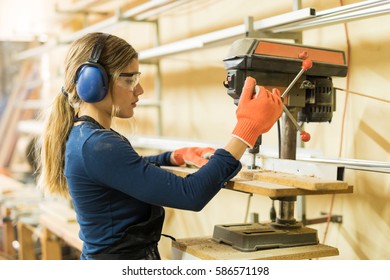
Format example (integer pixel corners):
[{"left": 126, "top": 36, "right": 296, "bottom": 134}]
[{"left": 231, "top": 76, "right": 283, "bottom": 148}]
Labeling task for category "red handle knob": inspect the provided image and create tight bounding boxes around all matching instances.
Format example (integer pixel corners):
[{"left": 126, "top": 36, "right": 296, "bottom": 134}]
[
  {"left": 300, "top": 131, "right": 311, "bottom": 142},
  {"left": 298, "top": 51, "right": 308, "bottom": 59},
  {"left": 302, "top": 59, "right": 313, "bottom": 71}
]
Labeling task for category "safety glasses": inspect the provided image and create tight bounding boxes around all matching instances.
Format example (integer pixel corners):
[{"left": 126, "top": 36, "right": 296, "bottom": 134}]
[{"left": 116, "top": 71, "right": 141, "bottom": 91}]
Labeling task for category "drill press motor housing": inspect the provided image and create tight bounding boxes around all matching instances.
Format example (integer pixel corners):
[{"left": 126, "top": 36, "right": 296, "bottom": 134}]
[{"left": 223, "top": 38, "right": 348, "bottom": 122}]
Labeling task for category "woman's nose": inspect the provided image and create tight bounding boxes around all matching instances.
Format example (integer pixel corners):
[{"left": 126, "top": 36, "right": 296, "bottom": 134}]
[{"left": 134, "top": 83, "right": 144, "bottom": 96}]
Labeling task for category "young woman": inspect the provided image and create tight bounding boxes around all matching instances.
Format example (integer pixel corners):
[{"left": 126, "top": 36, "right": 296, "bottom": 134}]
[{"left": 37, "top": 32, "right": 282, "bottom": 260}]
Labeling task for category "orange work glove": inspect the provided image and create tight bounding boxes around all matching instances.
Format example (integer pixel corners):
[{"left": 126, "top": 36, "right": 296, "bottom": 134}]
[
  {"left": 172, "top": 147, "right": 215, "bottom": 168},
  {"left": 232, "top": 76, "right": 283, "bottom": 148}
]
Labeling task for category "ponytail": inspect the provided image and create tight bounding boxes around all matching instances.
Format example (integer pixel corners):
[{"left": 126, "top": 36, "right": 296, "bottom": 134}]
[{"left": 37, "top": 91, "right": 75, "bottom": 198}]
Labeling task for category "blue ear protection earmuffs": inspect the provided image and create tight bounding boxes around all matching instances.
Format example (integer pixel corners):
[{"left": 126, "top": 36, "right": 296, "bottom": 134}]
[{"left": 74, "top": 33, "right": 110, "bottom": 103}]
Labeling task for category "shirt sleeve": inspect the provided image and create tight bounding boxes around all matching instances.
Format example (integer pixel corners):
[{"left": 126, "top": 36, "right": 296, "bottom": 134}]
[
  {"left": 81, "top": 131, "right": 241, "bottom": 211},
  {"left": 144, "top": 152, "right": 173, "bottom": 166}
]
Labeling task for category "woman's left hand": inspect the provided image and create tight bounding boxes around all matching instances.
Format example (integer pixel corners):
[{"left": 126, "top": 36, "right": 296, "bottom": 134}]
[{"left": 171, "top": 147, "right": 215, "bottom": 168}]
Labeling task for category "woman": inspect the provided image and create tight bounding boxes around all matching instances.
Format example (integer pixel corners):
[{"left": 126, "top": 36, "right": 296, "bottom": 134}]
[{"left": 37, "top": 32, "right": 282, "bottom": 260}]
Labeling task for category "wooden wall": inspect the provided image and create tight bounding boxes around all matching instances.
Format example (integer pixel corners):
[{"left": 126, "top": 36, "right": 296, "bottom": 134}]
[{"left": 4, "top": 0, "right": 389, "bottom": 260}]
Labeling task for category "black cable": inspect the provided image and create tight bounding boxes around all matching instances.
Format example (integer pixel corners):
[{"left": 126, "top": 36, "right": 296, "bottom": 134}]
[
  {"left": 161, "top": 233, "right": 176, "bottom": 241},
  {"left": 270, "top": 199, "right": 276, "bottom": 222}
]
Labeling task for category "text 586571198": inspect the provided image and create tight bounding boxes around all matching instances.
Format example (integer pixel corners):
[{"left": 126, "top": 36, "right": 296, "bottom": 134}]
[{"left": 215, "top": 266, "right": 270, "bottom": 276}]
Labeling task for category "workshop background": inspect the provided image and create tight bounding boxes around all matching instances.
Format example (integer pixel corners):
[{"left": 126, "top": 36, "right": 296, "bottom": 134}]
[{"left": 0, "top": 0, "right": 389, "bottom": 260}]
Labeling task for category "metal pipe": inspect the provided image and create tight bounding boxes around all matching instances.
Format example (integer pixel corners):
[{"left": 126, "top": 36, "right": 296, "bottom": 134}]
[
  {"left": 297, "top": 157, "right": 390, "bottom": 174},
  {"left": 273, "top": 0, "right": 390, "bottom": 32},
  {"left": 55, "top": 0, "right": 112, "bottom": 14}
]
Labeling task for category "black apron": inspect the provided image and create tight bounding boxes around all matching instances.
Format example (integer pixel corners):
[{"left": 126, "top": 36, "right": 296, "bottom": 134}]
[{"left": 85, "top": 205, "right": 165, "bottom": 260}]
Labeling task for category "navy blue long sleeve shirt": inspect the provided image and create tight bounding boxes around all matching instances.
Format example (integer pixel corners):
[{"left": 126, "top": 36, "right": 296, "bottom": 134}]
[{"left": 64, "top": 122, "right": 242, "bottom": 255}]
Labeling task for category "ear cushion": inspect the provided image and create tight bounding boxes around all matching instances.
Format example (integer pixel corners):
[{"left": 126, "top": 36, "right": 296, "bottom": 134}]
[{"left": 75, "top": 62, "right": 108, "bottom": 103}]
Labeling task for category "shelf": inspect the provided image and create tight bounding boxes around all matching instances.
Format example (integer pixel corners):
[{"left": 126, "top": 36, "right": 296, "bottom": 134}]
[{"left": 13, "top": 1, "right": 390, "bottom": 62}]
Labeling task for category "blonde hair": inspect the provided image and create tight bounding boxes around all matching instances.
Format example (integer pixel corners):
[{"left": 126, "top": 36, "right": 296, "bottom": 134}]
[{"left": 37, "top": 32, "right": 138, "bottom": 198}]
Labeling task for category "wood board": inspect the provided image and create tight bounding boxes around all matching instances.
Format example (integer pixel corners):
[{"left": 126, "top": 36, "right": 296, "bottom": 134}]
[{"left": 251, "top": 171, "right": 347, "bottom": 190}]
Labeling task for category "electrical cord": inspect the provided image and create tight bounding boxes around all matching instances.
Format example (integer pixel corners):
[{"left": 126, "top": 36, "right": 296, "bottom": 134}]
[
  {"left": 334, "top": 87, "right": 390, "bottom": 104},
  {"left": 322, "top": 0, "right": 352, "bottom": 245}
]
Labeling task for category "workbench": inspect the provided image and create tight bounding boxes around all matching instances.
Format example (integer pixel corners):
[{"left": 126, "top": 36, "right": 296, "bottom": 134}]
[
  {"left": 7, "top": 199, "right": 82, "bottom": 260},
  {"left": 0, "top": 174, "right": 23, "bottom": 257},
  {"left": 0, "top": 174, "right": 82, "bottom": 260}
]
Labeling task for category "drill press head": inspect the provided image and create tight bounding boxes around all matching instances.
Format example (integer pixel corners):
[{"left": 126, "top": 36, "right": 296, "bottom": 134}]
[{"left": 223, "top": 38, "right": 348, "bottom": 123}]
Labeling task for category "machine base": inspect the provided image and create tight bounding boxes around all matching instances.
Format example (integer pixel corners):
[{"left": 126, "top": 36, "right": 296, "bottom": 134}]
[{"left": 212, "top": 223, "right": 319, "bottom": 252}]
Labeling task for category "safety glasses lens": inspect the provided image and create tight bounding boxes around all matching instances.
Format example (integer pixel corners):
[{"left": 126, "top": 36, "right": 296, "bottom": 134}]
[{"left": 117, "top": 72, "right": 141, "bottom": 91}]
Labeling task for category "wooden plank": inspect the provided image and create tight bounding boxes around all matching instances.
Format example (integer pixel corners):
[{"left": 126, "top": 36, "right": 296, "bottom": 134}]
[
  {"left": 0, "top": 59, "right": 35, "bottom": 168},
  {"left": 234, "top": 168, "right": 348, "bottom": 190},
  {"left": 252, "top": 171, "right": 348, "bottom": 191},
  {"left": 0, "top": 206, "right": 16, "bottom": 257},
  {"left": 172, "top": 237, "right": 339, "bottom": 260},
  {"left": 161, "top": 166, "right": 353, "bottom": 197},
  {"left": 17, "top": 222, "right": 36, "bottom": 260},
  {"left": 228, "top": 178, "right": 353, "bottom": 198},
  {"left": 40, "top": 226, "right": 62, "bottom": 260}
]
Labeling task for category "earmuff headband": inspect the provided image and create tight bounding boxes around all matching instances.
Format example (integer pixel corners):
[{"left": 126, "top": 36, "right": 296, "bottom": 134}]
[{"left": 89, "top": 33, "right": 110, "bottom": 63}]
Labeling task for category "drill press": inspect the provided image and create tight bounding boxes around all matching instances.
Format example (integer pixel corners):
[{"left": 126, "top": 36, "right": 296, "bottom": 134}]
[{"left": 213, "top": 38, "right": 348, "bottom": 251}]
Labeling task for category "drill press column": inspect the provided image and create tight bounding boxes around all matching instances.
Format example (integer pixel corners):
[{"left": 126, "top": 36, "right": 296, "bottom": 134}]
[
  {"left": 273, "top": 107, "right": 300, "bottom": 228},
  {"left": 281, "top": 107, "right": 299, "bottom": 160}
]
